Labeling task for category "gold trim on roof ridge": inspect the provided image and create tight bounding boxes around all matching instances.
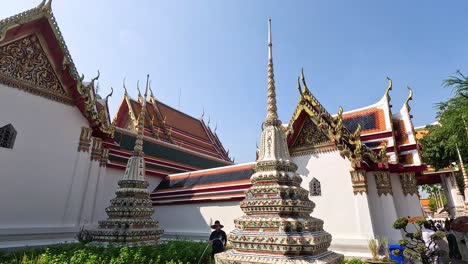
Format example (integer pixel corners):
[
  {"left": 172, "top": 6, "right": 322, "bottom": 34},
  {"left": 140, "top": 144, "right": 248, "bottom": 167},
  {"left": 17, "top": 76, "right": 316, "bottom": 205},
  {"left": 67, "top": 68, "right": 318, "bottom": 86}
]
[
  {"left": 0, "top": 0, "right": 79, "bottom": 80},
  {"left": 289, "top": 70, "right": 388, "bottom": 169}
]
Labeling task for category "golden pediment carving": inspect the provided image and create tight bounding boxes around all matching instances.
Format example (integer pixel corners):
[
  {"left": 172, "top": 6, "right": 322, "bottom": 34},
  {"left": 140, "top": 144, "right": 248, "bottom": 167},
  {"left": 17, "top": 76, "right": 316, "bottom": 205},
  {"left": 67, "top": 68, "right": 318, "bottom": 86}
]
[{"left": 0, "top": 34, "right": 73, "bottom": 104}]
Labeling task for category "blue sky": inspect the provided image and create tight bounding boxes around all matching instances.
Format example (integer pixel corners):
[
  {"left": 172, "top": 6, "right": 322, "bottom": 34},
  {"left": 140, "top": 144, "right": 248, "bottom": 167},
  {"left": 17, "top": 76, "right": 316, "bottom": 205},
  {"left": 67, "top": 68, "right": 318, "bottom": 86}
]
[{"left": 3, "top": 1, "right": 468, "bottom": 163}]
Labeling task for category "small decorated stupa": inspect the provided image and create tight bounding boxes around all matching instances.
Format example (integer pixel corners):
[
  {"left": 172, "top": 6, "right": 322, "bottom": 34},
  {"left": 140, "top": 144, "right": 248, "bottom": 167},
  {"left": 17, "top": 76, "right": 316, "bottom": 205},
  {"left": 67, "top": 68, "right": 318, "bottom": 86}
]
[
  {"left": 215, "top": 20, "right": 343, "bottom": 264},
  {"left": 89, "top": 76, "right": 163, "bottom": 245}
]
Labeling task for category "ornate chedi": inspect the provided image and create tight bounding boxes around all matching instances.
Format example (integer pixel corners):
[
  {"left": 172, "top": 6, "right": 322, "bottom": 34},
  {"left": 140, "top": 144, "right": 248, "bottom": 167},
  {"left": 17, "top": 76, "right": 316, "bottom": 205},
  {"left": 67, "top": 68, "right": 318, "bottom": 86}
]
[
  {"left": 215, "top": 19, "right": 343, "bottom": 264},
  {"left": 89, "top": 76, "right": 163, "bottom": 245}
]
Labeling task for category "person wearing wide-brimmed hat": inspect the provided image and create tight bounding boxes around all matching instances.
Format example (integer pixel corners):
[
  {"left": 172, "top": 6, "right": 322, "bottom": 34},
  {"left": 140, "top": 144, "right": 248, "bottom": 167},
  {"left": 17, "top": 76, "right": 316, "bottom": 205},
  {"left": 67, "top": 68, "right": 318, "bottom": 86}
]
[{"left": 209, "top": 220, "right": 227, "bottom": 258}]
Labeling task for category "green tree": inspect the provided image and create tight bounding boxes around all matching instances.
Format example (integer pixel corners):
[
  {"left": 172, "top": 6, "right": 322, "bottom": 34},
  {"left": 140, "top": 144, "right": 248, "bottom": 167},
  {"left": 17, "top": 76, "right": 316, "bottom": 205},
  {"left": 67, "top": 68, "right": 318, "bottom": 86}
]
[{"left": 420, "top": 71, "right": 468, "bottom": 171}]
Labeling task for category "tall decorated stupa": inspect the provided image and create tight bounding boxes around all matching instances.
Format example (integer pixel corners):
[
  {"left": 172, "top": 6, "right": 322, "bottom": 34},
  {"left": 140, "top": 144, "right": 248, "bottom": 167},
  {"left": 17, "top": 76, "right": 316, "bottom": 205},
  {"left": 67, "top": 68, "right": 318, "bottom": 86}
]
[
  {"left": 215, "top": 20, "right": 343, "bottom": 264},
  {"left": 89, "top": 76, "right": 163, "bottom": 245}
]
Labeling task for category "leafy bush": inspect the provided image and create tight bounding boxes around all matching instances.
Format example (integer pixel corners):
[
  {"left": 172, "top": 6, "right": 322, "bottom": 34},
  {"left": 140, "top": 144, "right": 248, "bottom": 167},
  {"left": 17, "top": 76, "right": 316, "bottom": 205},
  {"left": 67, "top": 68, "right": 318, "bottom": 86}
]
[
  {"left": 344, "top": 258, "right": 365, "bottom": 264},
  {"left": 0, "top": 240, "right": 216, "bottom": 264},
  {"left": 392, "top": 217, "right": 445, "bottom": 264}
]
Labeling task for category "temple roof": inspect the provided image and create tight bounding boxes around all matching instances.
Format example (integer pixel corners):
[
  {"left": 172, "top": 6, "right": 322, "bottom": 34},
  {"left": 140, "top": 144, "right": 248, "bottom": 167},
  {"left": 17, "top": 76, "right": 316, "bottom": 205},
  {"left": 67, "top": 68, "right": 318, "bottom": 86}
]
[
  {"left": 151, "top": 163, "right": 254, "bottom": 205},
  {"left": 287, "top": 72, "right": 424, "bottom": 172},
  {"left": 114, "top": 93, "right": 231, "bottom": 162},
  {"left": 0, "top": 1, "right": 113, "bottom": 140}
]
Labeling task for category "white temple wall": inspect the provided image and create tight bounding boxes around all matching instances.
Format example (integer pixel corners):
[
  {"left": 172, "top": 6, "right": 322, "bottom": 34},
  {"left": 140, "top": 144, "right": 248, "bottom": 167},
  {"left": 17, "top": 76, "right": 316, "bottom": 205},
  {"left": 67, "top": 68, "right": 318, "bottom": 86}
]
[
  {"left": 157, "top": 201, "right": 243, "bottom": 240},
  {"left": 366, "top": 172, "right": 402, "bottom": 243},
  {"left": 79, "top": 156, "right": 101, "bottom": 226},
  {"left": 0, "top": 85, "right": 89, "bottom": 247},
  {"left": 91, "top": 167, "right": 120, "bottom": 225},
  {"left": 292, "top": 151, "right": 374, "bottom": 257},
  {"left": 391, "top": 173, "right": 422, "bottom": 219},
  {"left": 62, "top": 150, "right": 91, "bottom": 227}
]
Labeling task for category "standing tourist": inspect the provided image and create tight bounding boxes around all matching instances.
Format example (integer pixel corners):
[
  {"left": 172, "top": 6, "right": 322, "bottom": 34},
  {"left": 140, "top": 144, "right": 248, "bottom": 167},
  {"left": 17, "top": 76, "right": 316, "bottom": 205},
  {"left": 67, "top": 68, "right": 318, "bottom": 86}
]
[
  {"left": 209, "top": 220, "right": 227, "bottom": 258},
  {"left": 445, "top": 220, "right": 462, "bottom": 260}
]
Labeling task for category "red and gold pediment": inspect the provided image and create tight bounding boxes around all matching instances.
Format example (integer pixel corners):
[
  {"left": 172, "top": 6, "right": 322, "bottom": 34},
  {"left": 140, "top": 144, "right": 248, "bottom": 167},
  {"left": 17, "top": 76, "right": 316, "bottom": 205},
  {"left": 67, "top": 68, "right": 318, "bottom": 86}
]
[
  {"left": 290, "top": 116, "right": 334, "bottom": 155},
  {"left": 0, "top": 34, "right": 73, "bottom": 104}
]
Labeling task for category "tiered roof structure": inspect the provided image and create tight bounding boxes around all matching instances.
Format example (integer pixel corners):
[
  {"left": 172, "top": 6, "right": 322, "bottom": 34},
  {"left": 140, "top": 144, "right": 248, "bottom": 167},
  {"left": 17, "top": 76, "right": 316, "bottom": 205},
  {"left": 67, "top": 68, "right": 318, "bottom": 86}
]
[
  {"left": 0, "top": 0, "right": 114, "bottom": 140},
  {"left": 287, "top": 74, "right": 424, "bottom": 175},
  {"left": 104, "top": 84, "right": 233, "bottom": 179},
  {"left": 90, "top": 76, "right": 163, "bottom": 245},
  {"left": 215, "top": 19, "right": 342, "bottom": 264},
  {"left": 152, "top": 163, "right": 254, "bottom": 205}
]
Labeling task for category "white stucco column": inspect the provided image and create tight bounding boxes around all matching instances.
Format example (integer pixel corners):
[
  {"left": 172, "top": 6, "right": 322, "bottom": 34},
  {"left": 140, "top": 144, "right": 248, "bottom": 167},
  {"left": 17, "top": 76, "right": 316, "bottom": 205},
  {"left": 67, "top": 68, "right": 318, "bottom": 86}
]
[
  {"left": 367, "top": 171, "right": 402, "bottom": 243},
  {"left": 90, "top": 148, "right": 109, "bottom": 225},
  {"left": 393, "top": 172, "right": 423, "bottom": 219},
  {"left": 350, "top": 169, "right": 375, "bottom": 236},
  {"left": 62, "top": 127, "right": 92, "bottom": 227},
  {"left": 78, "top": 137, "right": 102, "bottom": 227}
]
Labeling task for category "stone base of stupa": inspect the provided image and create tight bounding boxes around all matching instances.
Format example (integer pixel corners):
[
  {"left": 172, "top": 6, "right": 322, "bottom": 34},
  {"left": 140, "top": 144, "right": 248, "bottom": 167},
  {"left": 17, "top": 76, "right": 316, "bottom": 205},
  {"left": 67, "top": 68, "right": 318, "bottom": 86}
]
[
  {"left": 89, "top": 227, "right": 163, "bottom": 246},
  {"left": 215, "top": 250, "right": 343, "bottom": 264}
]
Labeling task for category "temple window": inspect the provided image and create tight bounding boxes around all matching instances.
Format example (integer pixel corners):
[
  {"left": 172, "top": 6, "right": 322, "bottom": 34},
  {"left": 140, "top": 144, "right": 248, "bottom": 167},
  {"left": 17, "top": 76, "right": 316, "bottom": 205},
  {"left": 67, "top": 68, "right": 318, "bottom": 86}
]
[
  {"left": 0, "top": 124, "right": 17, "bottom": 149},
  {"left": 309, "top": 178, "right": 321, "bottom": 196}
]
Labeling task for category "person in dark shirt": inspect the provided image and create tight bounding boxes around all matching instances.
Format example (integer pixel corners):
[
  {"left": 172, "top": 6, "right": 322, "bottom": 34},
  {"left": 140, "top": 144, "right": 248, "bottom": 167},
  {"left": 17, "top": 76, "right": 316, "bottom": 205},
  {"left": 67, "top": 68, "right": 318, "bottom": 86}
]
[
  {"left": 446, "top": 220, "right": 462, "bottom": 260},
  {"left": 209, "top": 220, "right": 227, "bottom": 258}
]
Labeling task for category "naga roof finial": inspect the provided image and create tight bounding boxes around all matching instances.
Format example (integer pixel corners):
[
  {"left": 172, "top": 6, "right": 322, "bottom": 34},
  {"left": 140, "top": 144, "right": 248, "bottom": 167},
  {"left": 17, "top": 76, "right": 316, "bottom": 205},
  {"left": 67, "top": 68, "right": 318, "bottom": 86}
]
[
  {"left": 41, "top": 0, "right": 52, "bottom": 13},
  {"left": 105, "top": 87, "right": 114, "bottom": 102},
  {"left": 300, "top": 68, "right": 311, "bottom": 96},
  {"left": 405, "top": 86, "right": 413, "bottom": 112},
  {"left": 123, "top": 77, "right": 128, "bottom": 96},
  {"left": 137, "top": 80, "right": 142, "bottom": 101},
  {"left": 37, "top": 0, "right": 47, "bottom": 9},
  {"left": 201, "top": 107, "right": 205, "bottom": 120},
  {"left": 384, "top": 76, "right": 392, "bottom": 102},
  {"left": 90, "top": 70, "right": 100, "bottom": 86},
  {"left": 149, "top": 81, "right": 155, "bottom": 100},
  {"left": 144, "top": 75, "right": 150, "bottom": 102},
  {"left": 297, "top": 76, "right": 302, "bottom": 96},
  {"left": 133, "top": 75, "right": 150, "bottom": 156},
  {"left": 265, "top": 18, "right": 280, "bottom": 127}
]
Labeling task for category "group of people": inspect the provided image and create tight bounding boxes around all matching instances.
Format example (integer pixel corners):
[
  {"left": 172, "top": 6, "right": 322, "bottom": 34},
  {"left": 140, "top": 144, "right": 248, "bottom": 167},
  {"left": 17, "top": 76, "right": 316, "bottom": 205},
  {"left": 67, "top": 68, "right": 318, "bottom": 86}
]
[{"left": 422, "top": 218, "right": 468, "bottom": 262}]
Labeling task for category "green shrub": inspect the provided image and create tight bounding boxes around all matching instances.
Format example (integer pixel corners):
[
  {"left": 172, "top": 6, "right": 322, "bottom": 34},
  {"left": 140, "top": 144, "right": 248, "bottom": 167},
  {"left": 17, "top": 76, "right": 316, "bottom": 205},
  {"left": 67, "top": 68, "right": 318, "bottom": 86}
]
[
  {"left": 344, "top": 258, "right": 365, "bottom": 264},
  {"left": 0, "top": 240, "right": 216, "bottom": 264}
]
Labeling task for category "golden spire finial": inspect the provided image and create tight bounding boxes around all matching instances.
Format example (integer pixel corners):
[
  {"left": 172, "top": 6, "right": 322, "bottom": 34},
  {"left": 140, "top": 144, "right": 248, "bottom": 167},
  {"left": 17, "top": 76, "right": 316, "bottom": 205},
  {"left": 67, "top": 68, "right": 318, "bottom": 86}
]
[
  {"left": 384, "top": 76, "right": 392, "bottom": 102},
  {"left": 133, "top": 76, "right": 150, "bottom": 156},
  {"left": 265, "top": 18, "right": 280, "bottom": 126},
  {"left": 405, "top": 85, "right": 413, "bottom": 112}
]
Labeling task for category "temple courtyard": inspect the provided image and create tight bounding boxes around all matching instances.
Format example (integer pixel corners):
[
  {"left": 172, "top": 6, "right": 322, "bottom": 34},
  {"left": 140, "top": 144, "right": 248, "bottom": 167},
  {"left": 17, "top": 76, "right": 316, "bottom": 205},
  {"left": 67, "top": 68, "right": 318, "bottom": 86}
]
[{"left": 1, "top": 1, "right": 468, "bottom": 264}]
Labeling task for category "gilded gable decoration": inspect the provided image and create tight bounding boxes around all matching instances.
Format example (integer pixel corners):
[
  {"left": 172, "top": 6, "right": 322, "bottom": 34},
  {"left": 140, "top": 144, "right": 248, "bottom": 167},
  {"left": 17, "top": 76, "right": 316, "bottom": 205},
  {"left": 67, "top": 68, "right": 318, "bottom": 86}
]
[
  {"left": 90, "top": 137, "right": 103, "bottom": 162},
  {"left": 375, "top": 171, "right": 392, "bottom": 196},
  {"left": 350, "top": 169, "right": 367, "bottom": 194},
  {"left": 292, "top": 117, "right": 330, "bottom": 148},
  {"left": 0, "top": 0, "right": 80, "bottom": 79},
  {"left": 78, "top": 127, "right": 92, "bottom": 152},
  {"left": 399, "top": 172, "right": 418, "bottom": 196},
  {"left": 289, "top": 72, "right": 389, "bottom": 169},
  {"left": 0, "top": 35, "right": 73, "bottom": 104}
]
